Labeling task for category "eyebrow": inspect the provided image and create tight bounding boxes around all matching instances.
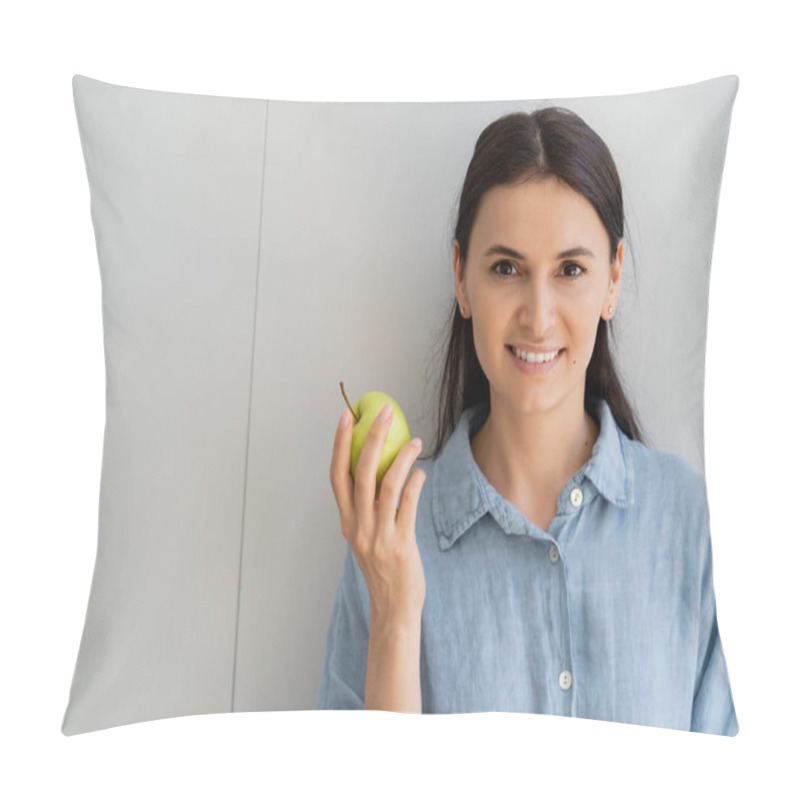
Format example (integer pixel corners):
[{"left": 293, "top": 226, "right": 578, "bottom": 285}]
[{"left": 482, "top": 244, "right": 595, "bottom": 260}]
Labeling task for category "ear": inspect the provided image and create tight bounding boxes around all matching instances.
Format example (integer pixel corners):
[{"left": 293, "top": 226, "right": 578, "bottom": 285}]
[
  {"left": 609, "top": 239, "right": 623, "bottom": 303},
  {"left": 453, "top": 240, "right": 468, "bottom": 310}
]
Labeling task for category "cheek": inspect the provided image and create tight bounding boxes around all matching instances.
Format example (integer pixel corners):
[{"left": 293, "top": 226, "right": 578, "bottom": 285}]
[
  {"left": 470, "top": 296, "right": 501, "bottom": 341},
  {"left": 582, "top": 322, "right": 603, "bottom": 362},
  {"left": 566, "top": 305, "right": 602, "bottom": 365},
  {"left": 470, "top": 316, "right": 504, "bottom": 375},
  {"left": 471, "top": 320, "right": 493, "bottom": 363}
]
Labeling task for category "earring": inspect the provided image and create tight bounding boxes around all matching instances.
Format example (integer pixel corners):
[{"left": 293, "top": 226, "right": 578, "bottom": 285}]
[{"left": 607, "top": 305, "right": 614, "bottom": 319}]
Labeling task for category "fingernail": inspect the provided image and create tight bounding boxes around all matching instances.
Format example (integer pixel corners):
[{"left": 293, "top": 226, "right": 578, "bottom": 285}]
[
  {"left": 379, "top": 402, "right": 393, "bottom": 421},
  {"left": 340, "top": 409, "right": 351, "bottom": 429},
  {"left": 411, "top": 438, "right": 422, "bottom": 449}
]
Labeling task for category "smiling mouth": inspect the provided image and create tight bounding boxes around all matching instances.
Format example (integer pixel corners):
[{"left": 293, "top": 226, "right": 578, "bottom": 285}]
[{"left": 506, "top": 344, "right": 564, "bottom": 364}]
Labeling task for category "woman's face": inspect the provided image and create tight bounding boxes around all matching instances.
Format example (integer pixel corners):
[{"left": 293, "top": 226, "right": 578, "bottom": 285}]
[{"left": 454, "top": 176, "right": 623, "bottom": 417}]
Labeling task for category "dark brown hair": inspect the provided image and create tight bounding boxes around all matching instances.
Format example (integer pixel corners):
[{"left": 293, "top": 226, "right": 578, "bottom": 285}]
[{"left": 422, "top": 106, "right": 646, "bottom": 462}]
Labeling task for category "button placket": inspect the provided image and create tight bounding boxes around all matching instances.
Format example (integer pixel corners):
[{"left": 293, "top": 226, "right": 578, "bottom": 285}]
[{"left": 545, "top": 509, "right": 574, "bottom": 709}]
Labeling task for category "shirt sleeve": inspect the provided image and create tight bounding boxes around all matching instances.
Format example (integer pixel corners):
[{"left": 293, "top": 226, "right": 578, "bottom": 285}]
[
  {"left": 317, "top": 545, "right": 371, "bottom": 710},
  {"left": 690, "top": 497, "right": 739, "bottom": 736}
]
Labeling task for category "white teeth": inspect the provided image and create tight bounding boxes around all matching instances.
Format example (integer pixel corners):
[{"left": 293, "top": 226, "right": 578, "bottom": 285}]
[{"left": 512, "top": 346, "right": 560, "bottom": 364}]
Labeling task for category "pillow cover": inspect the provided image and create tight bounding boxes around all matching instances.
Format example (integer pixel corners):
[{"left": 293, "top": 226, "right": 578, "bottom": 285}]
[{"left": 62, "top": 74, "right": 739, "bottom": 735}]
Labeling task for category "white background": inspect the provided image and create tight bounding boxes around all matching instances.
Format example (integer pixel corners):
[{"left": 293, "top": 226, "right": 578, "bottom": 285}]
[{"left": 2, "top": 1, "right": 796, "bottom": 796}]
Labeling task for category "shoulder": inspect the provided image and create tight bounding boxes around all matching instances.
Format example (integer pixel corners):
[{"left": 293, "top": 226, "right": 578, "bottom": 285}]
[
  {"left": 624, "top": 435, "right": 706, "bottom": 489},
  {"left": 622, "top": 436, "right": 710, "bottom": 527}
]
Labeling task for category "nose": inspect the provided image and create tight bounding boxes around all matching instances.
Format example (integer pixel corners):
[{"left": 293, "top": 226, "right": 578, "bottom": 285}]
[{"left": 519, "top": 275, "right": 556, "bottom": 333}]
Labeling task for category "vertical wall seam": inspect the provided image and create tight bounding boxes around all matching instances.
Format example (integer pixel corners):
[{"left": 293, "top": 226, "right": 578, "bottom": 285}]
[{"left": 231, "top": 99, "right": 270, "bottom": 712}]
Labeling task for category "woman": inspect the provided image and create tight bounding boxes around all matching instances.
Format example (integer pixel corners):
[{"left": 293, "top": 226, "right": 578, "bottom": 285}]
[{"left": 318, "top": 106, "right": 738, "bottom": 735}]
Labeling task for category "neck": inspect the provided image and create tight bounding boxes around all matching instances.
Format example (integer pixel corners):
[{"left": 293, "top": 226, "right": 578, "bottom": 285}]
[{"left": 470, "top": 388, "right": 599, "bottom": 505}]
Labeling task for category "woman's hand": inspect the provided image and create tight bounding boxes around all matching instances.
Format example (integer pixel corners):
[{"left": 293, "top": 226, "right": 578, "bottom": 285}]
[{"left": 330, "top": 403, "right": 427, "bottom": 624}]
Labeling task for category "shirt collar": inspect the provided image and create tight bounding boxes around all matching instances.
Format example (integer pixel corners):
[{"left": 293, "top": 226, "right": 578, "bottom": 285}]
[{"left": 431, "top": 394, "right": 635, "bottom": 551}]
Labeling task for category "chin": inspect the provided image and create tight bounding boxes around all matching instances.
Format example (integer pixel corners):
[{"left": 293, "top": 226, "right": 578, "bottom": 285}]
[
  {"left": 510, "top": 381, "right": 586, "bottom": 414},
  {"left": 495, "top": 387, "right": 559, "bottom": 415}
]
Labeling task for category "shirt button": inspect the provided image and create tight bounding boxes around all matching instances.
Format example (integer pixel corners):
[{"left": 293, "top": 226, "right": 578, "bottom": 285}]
[
  {"left": 559, "top": 670, "right": 573, "bottom": 691},
  {"left": 569, "top": 487, "right": 583, "bottom": 507},
  {"left": 549, "top": 544, "right": 559, "bottom": 563}
]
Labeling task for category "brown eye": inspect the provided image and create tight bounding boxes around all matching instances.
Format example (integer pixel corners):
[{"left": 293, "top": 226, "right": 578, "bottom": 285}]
[
  {"left": 563, "top": 261, "right": 585, "bottom": 278},
  {"left": 491, "top": 259, "right": 517, "bottom": 277}
]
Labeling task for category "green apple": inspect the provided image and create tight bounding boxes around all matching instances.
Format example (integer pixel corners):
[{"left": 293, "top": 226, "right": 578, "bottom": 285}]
[{"left": 340, "top": 381, "right": 411, "bottom": 485}]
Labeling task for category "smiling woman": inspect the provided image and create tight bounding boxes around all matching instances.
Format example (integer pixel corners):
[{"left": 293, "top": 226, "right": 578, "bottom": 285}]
[
  {"left": 439, "top": 107, "right": 641, "bottom": 457},
  {"left": 318, "top": 106, "right": 739, "bottom": 736},
  {"left": 454, "top": 176, "right": 624, "bottom": 472}
]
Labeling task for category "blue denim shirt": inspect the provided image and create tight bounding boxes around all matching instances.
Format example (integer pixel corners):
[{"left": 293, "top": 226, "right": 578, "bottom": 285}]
[{"left": 318, "top": 395, "right": 738, "bottom": 736}]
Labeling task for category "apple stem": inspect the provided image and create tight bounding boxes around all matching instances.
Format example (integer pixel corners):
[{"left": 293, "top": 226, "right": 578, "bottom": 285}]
[{"left": 339, "top": 381, "right": 359, "bottom": 422}]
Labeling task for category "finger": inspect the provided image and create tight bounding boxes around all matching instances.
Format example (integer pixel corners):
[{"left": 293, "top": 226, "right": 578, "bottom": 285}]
[
  {"left": 395, "top": 467, "right": 428, "bottom": 535},
  {"left": 329, "top": 408, "right": 355, "bottom": 535},
  {"left": 376, "top": 437, "right": 423, "bottom": 533},
  {"left": 353, "top": 402, "right": 393, "bottom": 520}
]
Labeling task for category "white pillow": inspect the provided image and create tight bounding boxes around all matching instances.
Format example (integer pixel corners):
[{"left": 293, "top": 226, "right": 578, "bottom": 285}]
[{"left": 62, "top": 74, "right": 738, "bottom": 735}]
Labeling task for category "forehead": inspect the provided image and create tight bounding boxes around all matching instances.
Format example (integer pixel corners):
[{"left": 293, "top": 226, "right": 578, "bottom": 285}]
[{"left": 471, "top": 177, "right": 607, "bottom": 251}]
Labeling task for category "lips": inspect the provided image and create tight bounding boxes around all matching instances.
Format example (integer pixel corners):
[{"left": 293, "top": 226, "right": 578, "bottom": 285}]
[
  {"left": 506, "top": 344, "right": 564, "bottom": 374},
  {"left": 506, "top": 344, "right": 564, "bottom": 354},
  {"left": 506, "top": 344, "right": 564, "bottom": 361}
]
